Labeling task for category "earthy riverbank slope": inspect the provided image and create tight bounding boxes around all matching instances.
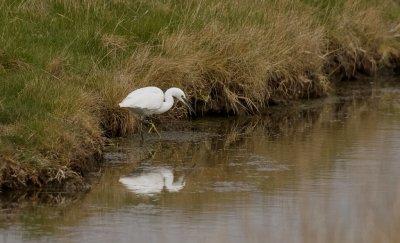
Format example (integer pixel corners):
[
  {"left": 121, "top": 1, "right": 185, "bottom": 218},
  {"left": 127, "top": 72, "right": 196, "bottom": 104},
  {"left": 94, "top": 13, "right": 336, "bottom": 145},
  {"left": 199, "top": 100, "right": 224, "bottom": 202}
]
[{"left": 1, "top": 0, "right": 400, "bottom": 191}]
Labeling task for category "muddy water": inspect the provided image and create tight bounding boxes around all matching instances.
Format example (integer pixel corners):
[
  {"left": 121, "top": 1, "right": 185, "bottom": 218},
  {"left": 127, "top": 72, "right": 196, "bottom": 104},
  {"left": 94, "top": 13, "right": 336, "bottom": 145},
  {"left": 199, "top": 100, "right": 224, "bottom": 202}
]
[{"left": 1, "top": 81, "right": 400, "bottom": 243}]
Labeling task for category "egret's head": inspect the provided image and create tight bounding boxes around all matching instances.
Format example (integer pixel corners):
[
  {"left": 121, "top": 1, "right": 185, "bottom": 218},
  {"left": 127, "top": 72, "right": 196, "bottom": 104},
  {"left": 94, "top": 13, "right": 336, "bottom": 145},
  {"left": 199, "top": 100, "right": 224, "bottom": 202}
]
[
  {"left": 170, "top": 88, "right": 195, "bottom": 115},
  {"left": 172, "top": 88, "right": 186, "bottom": 101}
]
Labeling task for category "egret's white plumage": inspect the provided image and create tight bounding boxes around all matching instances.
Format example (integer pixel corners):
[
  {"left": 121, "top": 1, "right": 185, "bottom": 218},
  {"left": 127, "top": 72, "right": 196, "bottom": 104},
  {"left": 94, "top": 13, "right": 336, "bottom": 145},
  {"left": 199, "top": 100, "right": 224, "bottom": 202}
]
[{"left": 119, "top": 86, "right": 194, "bottom": 138}]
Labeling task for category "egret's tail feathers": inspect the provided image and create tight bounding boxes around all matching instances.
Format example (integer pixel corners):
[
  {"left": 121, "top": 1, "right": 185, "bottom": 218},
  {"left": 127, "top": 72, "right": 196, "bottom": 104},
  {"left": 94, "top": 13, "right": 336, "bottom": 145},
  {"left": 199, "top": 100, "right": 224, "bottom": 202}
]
[{"left": 119, "top": 102, "right": 128, "bottom": 108}]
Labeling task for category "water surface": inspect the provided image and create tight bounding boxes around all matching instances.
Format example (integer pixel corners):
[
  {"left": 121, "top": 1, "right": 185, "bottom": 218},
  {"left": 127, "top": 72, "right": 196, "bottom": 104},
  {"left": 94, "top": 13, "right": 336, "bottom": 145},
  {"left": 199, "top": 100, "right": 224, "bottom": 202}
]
[{"left": 1, "top": 81, "right": 400, "bottom": 243}]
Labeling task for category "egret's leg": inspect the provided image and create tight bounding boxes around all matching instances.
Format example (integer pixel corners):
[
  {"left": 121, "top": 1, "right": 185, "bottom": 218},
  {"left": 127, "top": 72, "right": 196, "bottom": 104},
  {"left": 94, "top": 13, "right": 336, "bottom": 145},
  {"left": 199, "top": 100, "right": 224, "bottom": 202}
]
[
  {"left": 141, "top": 119, "right": 161, "bottom": 138},
  {"left": 140, "top": 121, "right": 144, "bottom": 141},
  {"left": 148, "top": 122, "right": 161, "bottom": 138},
  {"left": 139, "top": 116, "right": 145, "bottom": 141}
]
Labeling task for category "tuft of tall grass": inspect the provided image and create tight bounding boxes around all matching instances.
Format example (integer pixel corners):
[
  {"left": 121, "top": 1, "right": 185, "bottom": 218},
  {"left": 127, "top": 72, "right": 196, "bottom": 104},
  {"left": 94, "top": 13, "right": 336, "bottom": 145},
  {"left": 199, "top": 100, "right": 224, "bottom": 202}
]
[
  {"left": 0, "top": 74, "right": 104, "bottom": 186},
  {"left": 319, "top": 0, "right": 400, "bottom": 78},
  {"left": 120, "top": 0, "right": 330, "bottom": 115}
]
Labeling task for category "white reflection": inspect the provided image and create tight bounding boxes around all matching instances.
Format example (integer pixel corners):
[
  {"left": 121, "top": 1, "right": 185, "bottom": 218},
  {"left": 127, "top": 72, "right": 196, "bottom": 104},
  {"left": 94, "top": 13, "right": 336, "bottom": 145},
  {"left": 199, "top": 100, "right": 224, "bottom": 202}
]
[{"left": 119, "top": 167, "right": 185, "bottom": 195}]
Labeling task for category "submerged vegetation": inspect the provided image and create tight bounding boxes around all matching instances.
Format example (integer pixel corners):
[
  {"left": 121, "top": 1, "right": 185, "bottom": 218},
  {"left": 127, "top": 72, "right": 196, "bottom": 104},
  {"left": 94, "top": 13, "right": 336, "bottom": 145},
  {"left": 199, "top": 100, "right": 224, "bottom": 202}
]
[{"left": 1, "top": 0, "right": 400, "bottom": 191}]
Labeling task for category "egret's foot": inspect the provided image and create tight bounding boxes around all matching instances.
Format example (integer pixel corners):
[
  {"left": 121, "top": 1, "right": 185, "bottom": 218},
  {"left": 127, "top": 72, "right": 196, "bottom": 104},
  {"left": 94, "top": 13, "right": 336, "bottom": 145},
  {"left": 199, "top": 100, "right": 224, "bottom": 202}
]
[{"left": 148, "top": 122, "right": 161, "bottom": 138}]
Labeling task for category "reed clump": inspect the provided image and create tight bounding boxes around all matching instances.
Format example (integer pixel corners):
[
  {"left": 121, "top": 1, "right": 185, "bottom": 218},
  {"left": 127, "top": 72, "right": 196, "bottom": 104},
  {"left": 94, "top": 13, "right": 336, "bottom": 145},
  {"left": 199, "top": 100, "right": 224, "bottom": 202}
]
[
  {"left": 0, "top": 77, "right": 104, "bottom": 190},
  {"left": 1, "top": 0, "right": 400, "bottom": 190}
]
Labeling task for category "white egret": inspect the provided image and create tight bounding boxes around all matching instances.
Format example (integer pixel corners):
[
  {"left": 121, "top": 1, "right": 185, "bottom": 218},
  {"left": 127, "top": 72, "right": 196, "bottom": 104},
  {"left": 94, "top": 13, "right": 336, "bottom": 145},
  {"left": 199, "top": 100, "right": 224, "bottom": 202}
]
[{"left": 119, "top": 86, "right": 194, "bottom": 139}]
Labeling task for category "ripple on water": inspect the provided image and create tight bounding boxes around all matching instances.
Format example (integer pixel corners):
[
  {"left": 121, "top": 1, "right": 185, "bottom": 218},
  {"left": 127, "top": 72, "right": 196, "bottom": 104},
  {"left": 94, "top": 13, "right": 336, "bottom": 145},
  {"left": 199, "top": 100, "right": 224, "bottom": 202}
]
[
  {"left": 213, "top": 181, "right": 258, "bottom": 192},
  {"left": 247, "top": 155, "right": 289, "bottom": 171},
  {"left": 229, "top": 154, "right": 289, "bottom": 172},
  {"left": 147, "top": 131, "right": 218, "bottom": 142}
]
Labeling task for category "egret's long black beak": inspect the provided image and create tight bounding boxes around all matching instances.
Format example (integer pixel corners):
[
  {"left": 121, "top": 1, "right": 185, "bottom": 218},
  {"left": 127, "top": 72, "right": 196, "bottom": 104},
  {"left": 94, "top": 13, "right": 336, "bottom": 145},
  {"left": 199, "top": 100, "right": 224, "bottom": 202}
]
[{"left": 181, "top": 97, "right": 196, "bottom": 115}]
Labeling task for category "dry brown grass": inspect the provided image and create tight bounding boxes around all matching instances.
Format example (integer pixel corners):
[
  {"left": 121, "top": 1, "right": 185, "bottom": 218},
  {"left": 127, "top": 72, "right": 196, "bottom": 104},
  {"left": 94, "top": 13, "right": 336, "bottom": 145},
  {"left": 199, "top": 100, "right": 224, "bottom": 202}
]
[
  {"left": 325, "top": 1, "right": 400, "bottom": 79},
  {"left": 0, "top": 78, "right": 104, "bottom": 190},
  {"left": 17, "top": 0, "right": 50, "bottom": 17},
  {"left": 119, "top": 7, "right": 329, "bottom": 116},
  {"left": 46, "top": 56, "right": 68, "bottom": 77},
  {"left": 101, "top": 34, "right": 128, "bottom": 60}
]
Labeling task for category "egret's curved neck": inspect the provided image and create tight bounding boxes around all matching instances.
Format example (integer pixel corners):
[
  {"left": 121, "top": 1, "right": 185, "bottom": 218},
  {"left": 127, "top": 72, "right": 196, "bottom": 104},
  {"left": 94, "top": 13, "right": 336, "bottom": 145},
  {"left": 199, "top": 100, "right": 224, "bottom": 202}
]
[
  {"left": 164, "top": 175, "right": 185, "bottom": 191},
  {"left": 154, "top": 88, "right": 176, "bottom": 114}
]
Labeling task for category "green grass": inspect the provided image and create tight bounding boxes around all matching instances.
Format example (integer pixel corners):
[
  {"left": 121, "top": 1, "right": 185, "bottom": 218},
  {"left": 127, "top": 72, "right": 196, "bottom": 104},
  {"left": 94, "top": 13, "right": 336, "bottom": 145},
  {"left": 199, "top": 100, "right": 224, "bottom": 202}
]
[{"left": 1, "top": 0, "right": 400, "bottom": 190}]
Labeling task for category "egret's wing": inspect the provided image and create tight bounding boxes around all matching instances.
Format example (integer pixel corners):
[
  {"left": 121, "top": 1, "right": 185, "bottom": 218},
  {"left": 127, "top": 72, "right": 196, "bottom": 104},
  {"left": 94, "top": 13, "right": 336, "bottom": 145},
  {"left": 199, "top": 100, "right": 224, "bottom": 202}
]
[{"left": 119, "top": 87, "right": 164, "bottom": 113}]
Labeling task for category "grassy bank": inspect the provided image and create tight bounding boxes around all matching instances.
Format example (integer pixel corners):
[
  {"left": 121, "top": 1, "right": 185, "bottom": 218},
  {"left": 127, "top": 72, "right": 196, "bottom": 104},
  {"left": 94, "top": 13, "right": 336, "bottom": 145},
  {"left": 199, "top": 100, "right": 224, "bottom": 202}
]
[{"left": 1, "top": 0, "right": 400, "bottom": 191}]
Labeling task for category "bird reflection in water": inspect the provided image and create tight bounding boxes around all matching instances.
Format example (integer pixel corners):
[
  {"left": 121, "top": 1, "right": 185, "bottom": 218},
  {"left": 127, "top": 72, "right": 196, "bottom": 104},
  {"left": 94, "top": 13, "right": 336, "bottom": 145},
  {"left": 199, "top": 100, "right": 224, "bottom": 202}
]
[{"left": 119, "top": 167, "right": 185, "bottom": 195}]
